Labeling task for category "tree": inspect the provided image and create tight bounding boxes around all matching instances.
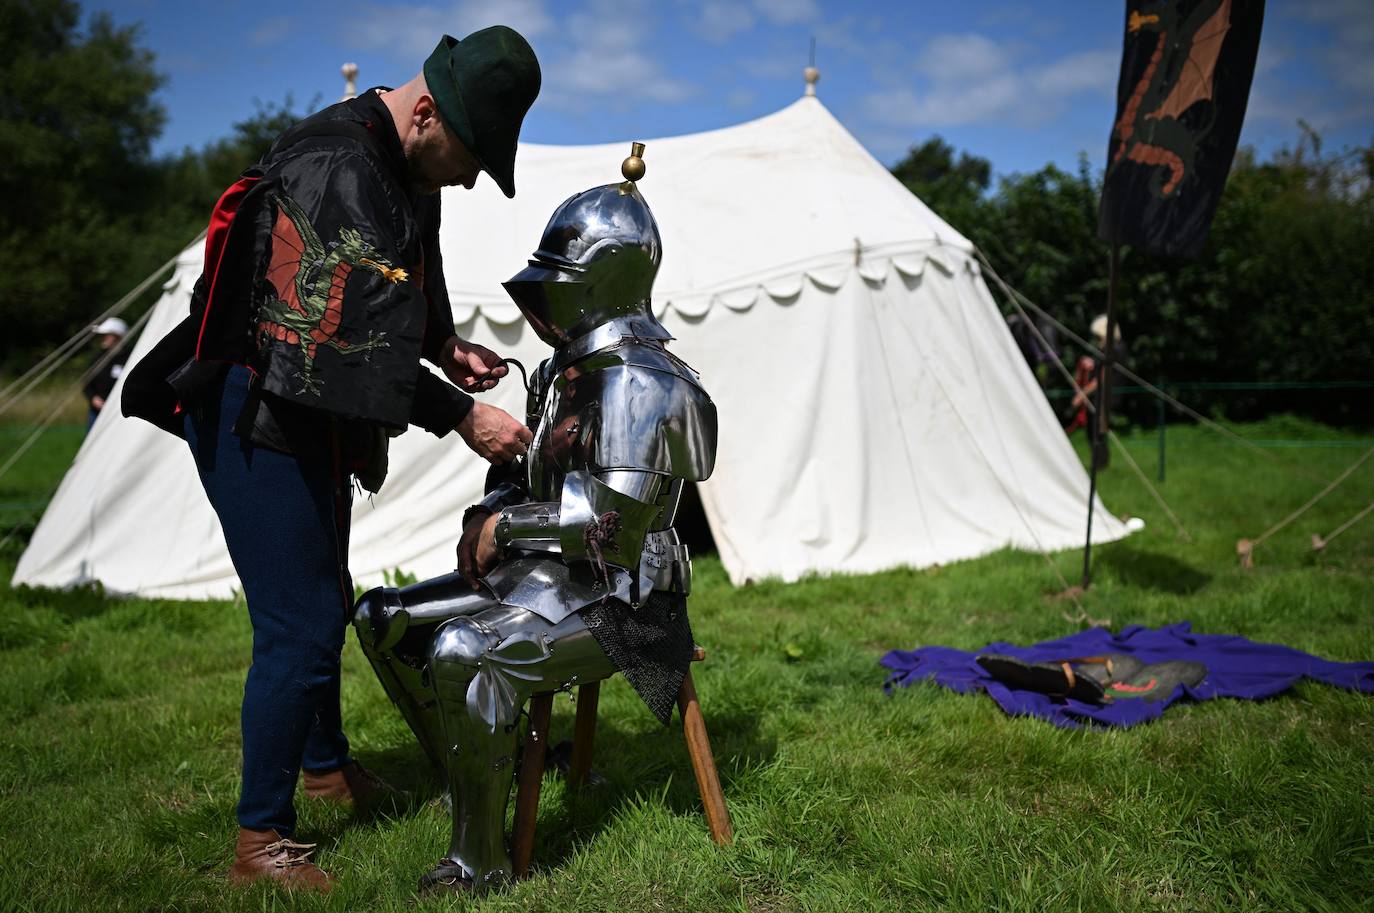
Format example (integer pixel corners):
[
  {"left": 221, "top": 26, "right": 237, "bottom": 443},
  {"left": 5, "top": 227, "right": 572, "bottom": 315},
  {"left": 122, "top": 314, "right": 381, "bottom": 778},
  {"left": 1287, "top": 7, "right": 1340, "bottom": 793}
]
[
  {"left": 0, "top": 0, "right": 166, "bottom": 361},
  {"left": 892, "top": 130, "right": 1374, "bottom": 426},
  {"left": 890, "top": 138, "right": 992, "bottom": 237},
  {"left": 0, "top": 0, "right": 313, "bottom": 369}
]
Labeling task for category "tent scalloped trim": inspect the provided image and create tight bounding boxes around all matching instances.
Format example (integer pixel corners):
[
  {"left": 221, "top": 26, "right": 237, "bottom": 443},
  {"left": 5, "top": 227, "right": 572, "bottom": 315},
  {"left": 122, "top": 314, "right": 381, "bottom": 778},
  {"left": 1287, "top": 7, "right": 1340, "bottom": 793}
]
[{"left": 449, "top": 245, "right": 974, "bottom": 325}]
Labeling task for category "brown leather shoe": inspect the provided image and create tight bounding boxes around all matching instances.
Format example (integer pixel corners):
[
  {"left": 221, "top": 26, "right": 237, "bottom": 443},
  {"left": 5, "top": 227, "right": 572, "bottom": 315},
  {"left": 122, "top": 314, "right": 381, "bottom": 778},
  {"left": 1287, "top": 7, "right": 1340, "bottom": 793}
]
[
  {"left": 302, "top": 760, "right": 396, "bottom": 808},
  {"left": 228, "top": 827, "right": 333, "bottom": 891}
]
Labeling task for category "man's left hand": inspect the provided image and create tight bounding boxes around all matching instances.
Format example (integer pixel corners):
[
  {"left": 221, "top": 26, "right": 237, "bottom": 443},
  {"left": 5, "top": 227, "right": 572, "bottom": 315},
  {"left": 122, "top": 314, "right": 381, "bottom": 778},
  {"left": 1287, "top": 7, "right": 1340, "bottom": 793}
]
[
  {"left": 439, "top": 335, "right": 509, "bottom": 392},
  {"left": 457, "top": 510, "right": 502, "bottom": 587}
]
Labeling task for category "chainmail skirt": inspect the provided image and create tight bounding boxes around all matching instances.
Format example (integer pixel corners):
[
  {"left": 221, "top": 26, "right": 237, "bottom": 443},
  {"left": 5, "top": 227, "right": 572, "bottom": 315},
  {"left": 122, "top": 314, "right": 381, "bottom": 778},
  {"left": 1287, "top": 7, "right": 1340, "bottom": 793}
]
[{"left": 581, "top": 591, "right": 694, "bottom": 724}]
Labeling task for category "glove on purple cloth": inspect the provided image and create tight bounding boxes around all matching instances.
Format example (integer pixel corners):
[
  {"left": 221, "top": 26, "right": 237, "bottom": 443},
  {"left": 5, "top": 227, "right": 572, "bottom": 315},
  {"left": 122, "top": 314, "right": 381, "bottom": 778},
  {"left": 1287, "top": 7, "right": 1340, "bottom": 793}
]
[{"left": 879, "top": 621, "right": 1374, "bottom": 729}]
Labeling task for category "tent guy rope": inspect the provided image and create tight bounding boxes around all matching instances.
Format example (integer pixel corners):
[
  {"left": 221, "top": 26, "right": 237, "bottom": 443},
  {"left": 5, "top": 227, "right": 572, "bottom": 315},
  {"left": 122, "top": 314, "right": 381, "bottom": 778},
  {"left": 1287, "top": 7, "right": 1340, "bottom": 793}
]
[
  {"left": 1312, "top": 499, "right": 1374, "bottom": 552},
  {"left": 973, "top": 249, "right": 1327, "bottom": 485},
  {"left": 1106, "top": 432, "right": 1190, "bottom": 541},
  {"left": 0, "top": 307, "right": 156, "bottom": 488},
  {"left": 0, "top": 232, "right": 203, "bottom": 419},
  {"left": 1237, "top": 444, "right": 1374, "bottom": 567},
  {"left": 976, "top": 247, "right": 1191, "bottom": 542}
]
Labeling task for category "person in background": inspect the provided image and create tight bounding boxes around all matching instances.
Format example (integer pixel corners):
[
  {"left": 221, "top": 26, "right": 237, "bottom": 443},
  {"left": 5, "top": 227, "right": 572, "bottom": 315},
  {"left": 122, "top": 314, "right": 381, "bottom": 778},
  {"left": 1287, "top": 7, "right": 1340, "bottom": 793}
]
[
  {"left": 83, "top": 317, "right": 129, "bottom": 431},
  {"left": 1065, "top": 314, "right": 1127, "bottom": 440}
]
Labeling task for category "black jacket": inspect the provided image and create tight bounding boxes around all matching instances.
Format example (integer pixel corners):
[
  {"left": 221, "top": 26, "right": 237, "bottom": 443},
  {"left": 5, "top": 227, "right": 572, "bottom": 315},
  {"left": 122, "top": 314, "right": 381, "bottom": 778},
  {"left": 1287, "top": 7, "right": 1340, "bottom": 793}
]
[{"left": 124, "top": 89, "right": 472, "bottom": 462}]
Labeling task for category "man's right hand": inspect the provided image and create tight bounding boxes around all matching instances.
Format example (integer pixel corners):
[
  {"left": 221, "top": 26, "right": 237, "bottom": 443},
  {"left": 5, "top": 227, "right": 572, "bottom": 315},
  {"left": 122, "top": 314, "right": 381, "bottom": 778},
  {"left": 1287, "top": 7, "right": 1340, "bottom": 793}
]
[{"left": 456, "top": 401, "right": 532, "bottom": 463}]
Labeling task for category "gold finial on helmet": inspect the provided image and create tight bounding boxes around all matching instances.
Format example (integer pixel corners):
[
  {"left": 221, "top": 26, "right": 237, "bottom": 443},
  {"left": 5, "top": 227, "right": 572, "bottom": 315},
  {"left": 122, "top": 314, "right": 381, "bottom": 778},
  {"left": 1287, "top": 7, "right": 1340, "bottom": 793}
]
[{"left": 621, "top": 142, "right": 646, "bottom": 182}]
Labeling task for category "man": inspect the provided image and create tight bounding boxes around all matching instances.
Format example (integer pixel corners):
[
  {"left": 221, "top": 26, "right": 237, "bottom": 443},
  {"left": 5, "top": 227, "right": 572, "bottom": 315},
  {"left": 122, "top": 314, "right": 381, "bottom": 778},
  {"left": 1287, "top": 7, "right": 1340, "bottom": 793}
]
[
  {"left": 83, "top": 317, "right": 129, "bottom": 430},
  {"left": 123, "top": 26, "right": 539, "bottom": 892}
]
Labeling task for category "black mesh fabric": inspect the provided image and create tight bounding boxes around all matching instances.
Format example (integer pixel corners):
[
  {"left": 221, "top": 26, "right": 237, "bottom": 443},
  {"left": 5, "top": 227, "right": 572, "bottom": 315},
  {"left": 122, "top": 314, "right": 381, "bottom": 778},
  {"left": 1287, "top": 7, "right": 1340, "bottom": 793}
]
[{"left": 581, "top": 591, "right": 694, "bottom": 724}]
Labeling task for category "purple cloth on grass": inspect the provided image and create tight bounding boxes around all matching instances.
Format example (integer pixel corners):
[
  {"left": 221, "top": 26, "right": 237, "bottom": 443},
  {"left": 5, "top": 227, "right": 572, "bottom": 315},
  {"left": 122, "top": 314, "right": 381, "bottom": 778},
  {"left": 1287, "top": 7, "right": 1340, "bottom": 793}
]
[{"left": 879, "top": 621, "right": 1374, "bottom": 728}]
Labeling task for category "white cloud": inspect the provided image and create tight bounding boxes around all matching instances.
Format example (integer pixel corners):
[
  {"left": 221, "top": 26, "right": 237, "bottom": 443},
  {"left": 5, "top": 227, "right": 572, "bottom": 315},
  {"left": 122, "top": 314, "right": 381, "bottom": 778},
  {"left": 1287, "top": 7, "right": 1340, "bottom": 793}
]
[
  {"left": 812, "top": 14, "right": 881, "bottom": 59},
  {"left": 863, "top": 81, "right": 1019, "bottom": 130},
  {"left": 250, "top": 16, "right": 292, "bottom": 47},
  {"left": 690, "top": 1, "right": 756, "bottom": 44},
  {"left": 543, "top": 0, "right": 698, "bottom": 108},
  {"left": 343, "top": 0, "right": 556, "bottom": 61},
  {"left": 342, "top": 0, "right": 696, "bottom": 108},
  {"left": 753, "top": 0, "right": 820, "bottom": 25},
  {"left": 1237, "top": 0, "right": 1374, "bottom": 141},
  {"left": 741, "top": 53, "right": 803, "bottom": 81},
  {"left": 1295, "top": 0, "right": 1374, "bottom": 97},
  {"left": 914, "top": 33, "right": 1005, "bottom": 81},
  {"left": 725, "top": 86, "right": 758, "bottom": 109},
  {"left": 861, "top": 33, "right": 1116, "bottom": 130},
  {"left": 1032, "top": 49, "right": 1118, "bottom": 96}
]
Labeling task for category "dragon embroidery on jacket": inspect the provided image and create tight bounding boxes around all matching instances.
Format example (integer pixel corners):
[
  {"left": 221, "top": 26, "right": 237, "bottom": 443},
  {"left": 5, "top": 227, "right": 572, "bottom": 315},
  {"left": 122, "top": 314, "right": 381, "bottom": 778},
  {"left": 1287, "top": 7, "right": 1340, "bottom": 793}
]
[
  {"left": 1108, "top": 0, "right": 1233, "bottom": 198},
  {"left": 258, "top": 192, "right": 406, "bottom": 395}
]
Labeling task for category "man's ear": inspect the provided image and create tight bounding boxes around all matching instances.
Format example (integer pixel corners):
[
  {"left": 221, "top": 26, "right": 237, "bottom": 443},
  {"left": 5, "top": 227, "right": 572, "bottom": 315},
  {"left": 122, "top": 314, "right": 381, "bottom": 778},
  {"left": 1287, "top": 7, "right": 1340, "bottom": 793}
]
[{"left": 413, "top": 93, "right": 439, "bottom": 129}]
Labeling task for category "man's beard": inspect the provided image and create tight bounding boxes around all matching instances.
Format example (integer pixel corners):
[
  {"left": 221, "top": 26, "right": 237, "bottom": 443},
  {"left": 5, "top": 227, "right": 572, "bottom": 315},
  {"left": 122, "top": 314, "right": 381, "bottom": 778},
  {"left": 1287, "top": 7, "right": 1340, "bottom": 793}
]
[
  {"left": 403, "top": 141, "right": 446, "bottom": 195},
  {"left": 406, "top": 159, "right": 443, "bottom": 195}
]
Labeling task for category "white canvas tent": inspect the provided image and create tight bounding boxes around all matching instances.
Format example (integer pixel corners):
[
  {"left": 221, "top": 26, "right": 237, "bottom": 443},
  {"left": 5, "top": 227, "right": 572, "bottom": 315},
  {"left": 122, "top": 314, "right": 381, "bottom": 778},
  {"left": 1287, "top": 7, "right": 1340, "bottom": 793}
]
[{"left": 14, "top": 95, "right": 1127, "bottom": 599}]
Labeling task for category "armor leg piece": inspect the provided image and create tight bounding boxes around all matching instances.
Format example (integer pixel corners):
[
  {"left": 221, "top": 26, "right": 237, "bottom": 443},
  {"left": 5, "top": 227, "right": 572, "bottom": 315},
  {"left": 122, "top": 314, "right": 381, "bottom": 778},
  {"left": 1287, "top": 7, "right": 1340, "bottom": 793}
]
[
  {"left": 428, "top": 605, "right": 615, "bottom": 888},
  {"left": 353, "top": 573, "right": 497, "bottom": 776}
]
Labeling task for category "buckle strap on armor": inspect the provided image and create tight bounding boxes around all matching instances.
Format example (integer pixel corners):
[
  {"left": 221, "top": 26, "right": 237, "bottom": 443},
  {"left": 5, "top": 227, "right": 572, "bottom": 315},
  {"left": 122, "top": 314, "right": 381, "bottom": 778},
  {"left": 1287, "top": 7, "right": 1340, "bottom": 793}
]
[
  {"left": 419, "top": 858, "right": 473, "bottom": 890},
  {"left": 549, "top": 314, "right": 670, "bottom": 375}
]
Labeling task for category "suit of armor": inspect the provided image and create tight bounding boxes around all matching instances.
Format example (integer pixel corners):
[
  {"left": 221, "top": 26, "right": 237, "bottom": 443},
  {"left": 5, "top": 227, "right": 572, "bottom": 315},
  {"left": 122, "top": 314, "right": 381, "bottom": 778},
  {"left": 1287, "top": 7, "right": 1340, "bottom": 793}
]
[{"left": 353, "top": 149, "right": 717, "bottom": 891}]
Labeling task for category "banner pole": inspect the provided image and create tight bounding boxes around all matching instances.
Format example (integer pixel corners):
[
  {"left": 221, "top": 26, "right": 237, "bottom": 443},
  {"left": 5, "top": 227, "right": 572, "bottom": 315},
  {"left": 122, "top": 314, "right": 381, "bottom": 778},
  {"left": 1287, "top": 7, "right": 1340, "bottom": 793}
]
[{"left": 1082, "top": 240, "right": 1121, "bottom": 589}]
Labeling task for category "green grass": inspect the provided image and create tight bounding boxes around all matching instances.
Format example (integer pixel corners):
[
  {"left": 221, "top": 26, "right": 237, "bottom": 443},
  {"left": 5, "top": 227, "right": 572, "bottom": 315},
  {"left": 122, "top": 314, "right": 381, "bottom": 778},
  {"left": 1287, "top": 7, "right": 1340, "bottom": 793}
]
[{"left": 0, "top": 417, "right": 1371, "bottom": 912}]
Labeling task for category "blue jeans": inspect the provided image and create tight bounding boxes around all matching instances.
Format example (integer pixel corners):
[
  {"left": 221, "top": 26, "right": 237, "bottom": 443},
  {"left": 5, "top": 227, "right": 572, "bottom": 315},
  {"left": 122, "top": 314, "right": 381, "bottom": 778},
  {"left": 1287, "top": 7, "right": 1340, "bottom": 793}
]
[{"left": 185, "top": 366, "right": 353, "bottom": 835}]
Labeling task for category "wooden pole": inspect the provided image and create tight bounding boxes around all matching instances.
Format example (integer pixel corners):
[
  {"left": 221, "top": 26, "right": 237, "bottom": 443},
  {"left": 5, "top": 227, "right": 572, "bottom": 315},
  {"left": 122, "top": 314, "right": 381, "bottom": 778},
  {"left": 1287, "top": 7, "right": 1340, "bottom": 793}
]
[
  {"left": 511, "top": 692, "right": 554, "bottom": 878},
  {"left": 567, "top": 681, "right": 600, "bottom": 791},
  {"left": 676, "top": 671, "right": 733, "bottom": 845},
  {"left": 1082, "top": 241, "right": 1121, "bottom": 589}
]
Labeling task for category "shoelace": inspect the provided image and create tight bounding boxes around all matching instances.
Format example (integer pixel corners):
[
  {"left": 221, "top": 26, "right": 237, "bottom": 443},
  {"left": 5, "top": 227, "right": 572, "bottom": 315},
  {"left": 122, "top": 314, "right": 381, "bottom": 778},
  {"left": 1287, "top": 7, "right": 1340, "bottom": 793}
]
[{"left": 265, "top": 838, "right": 318, "bottom": 868}]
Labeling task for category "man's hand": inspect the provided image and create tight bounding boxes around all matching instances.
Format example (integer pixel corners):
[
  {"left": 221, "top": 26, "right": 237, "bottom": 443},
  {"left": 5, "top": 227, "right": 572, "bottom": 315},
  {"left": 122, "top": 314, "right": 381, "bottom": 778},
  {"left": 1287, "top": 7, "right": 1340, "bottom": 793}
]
[
  {"left": 457, "top": 510, "right": 502, "bottom": 587},
  {"left": 456, "top": 402, "right": 532, "bottom": 463},
  {"left": 439, "top": 334, "right": 508, "bottom": 392},
  {"left": 90, "top": 396, "right": 105, "bottom": 411}
]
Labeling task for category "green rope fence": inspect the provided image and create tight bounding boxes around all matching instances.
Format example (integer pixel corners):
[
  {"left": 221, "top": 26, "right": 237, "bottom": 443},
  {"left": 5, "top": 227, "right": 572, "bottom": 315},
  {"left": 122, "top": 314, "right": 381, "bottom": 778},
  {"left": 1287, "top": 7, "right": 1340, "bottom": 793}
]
[{"left": 1045, "top": 380, "right": 1374, "bottom": 480}]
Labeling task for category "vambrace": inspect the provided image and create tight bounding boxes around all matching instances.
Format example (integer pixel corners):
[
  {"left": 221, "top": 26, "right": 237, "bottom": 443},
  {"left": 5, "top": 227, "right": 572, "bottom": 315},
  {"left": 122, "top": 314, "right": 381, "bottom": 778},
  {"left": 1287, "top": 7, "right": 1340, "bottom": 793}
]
[
  {"left": 492, "top": 470, "right": 665, "bottom": 570},
  {"left": 463, "top": 481, "right": 527, "bottom": 529}
]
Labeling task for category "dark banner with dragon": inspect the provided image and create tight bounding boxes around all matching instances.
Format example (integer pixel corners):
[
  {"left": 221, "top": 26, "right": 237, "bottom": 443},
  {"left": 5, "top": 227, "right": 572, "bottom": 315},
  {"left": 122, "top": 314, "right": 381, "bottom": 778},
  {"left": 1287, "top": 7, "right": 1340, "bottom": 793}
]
[{"left": 1098, "top": 0, "right": 1265, "bottom": 258}]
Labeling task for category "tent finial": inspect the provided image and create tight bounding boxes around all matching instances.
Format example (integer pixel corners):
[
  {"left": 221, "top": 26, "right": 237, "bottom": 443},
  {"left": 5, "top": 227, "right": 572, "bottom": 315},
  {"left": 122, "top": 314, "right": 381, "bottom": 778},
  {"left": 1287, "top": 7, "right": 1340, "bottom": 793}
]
[
  {"left": 804, "top": 37, "right": 819, "bottom": 97},
  {"left": 341, "top": 62, "right": 359, "bottom": 101}
]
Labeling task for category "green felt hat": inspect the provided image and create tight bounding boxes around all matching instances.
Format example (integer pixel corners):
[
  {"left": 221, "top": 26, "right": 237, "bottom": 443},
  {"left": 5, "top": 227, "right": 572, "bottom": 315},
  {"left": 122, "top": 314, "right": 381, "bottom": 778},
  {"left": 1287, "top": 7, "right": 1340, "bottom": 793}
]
[{"left": 423, "top": 26, "right": 540, "bottom": 198}]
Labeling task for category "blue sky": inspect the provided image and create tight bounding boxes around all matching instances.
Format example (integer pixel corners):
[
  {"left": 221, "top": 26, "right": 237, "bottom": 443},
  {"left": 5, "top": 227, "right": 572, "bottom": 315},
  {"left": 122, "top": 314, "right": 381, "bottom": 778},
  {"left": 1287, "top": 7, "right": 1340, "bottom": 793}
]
[{"left": 92, "top": 0, "right": 1373, "bottom": 179}]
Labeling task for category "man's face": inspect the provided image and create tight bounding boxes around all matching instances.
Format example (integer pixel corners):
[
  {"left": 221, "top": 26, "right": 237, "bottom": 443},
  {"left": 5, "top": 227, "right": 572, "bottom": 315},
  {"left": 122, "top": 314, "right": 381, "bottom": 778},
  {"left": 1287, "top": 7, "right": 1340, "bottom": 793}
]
[{"left": 404, "top": 101, "right": 482, "bottom": 195}]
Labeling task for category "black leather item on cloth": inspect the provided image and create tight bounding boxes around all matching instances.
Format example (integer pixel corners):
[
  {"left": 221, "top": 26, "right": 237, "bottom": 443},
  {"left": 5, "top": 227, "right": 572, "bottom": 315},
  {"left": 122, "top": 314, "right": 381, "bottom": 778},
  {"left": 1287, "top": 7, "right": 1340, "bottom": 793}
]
[{"left": 977, "top": 653, "right": 1207, "bottom": 704}]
